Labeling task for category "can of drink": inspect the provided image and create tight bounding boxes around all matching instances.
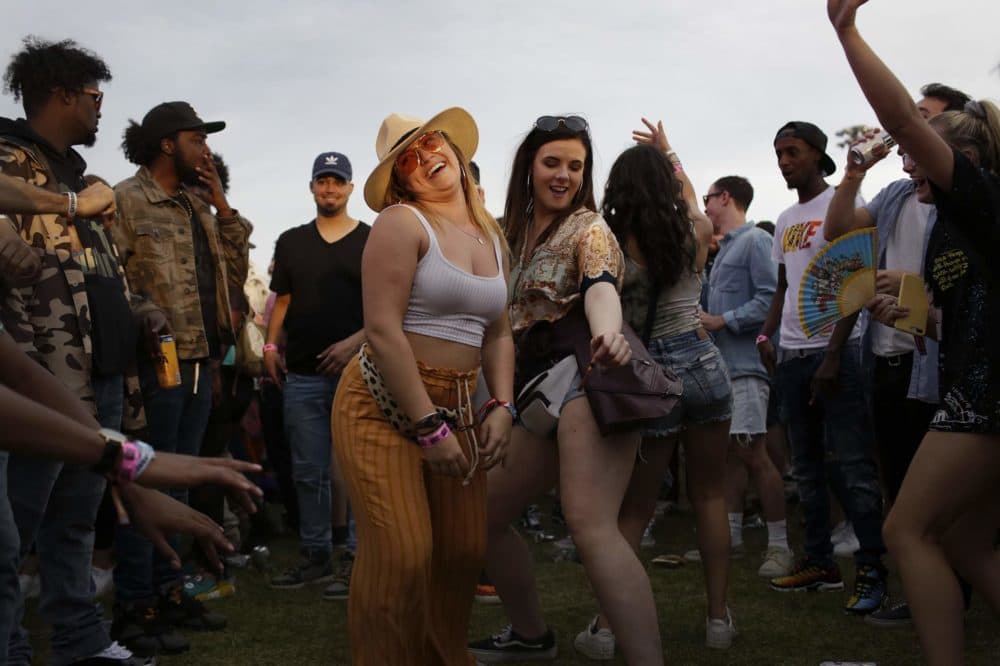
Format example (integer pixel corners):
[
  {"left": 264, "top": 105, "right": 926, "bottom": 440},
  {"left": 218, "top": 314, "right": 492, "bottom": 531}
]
[
  {"left": 849, "top": 134, "right": 897, "bottom": 168},
  {"left": 251, "top": 545, "right": 270, "bottom": 572},
  {"left": 156, "top": 335, "right": 182, "bottom": 388}
]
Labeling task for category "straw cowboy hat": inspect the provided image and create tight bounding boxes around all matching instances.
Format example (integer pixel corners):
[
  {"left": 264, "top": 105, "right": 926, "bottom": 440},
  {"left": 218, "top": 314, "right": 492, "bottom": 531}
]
[{"left": 363, "top": 107, "right": 479, "bottom": 212}]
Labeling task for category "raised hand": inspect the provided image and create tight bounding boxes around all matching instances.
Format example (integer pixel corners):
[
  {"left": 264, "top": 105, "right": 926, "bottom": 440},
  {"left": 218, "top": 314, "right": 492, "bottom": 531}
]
[
  {"left": 632, "top": 118, "right": 672, "bottom": 153},
  {"left": 828, "top": 0, "right": 869, "bottom": 33}
]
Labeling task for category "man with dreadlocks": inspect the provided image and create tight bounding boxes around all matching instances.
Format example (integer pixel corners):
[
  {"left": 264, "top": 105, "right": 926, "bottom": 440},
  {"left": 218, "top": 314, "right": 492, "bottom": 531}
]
[{"left": 110, "top": 102, "right": 250, "bottom": 657}]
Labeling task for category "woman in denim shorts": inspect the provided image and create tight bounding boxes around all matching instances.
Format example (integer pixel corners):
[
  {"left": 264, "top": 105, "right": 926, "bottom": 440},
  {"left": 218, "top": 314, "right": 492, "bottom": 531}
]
[{"left": 573, "top": 120, "right": 735, "bottom": 658}]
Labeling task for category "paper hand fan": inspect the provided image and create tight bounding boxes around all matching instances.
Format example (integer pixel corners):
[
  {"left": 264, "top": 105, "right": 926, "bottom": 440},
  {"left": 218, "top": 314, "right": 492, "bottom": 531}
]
[{"left": 798, "top": 228, "right": 876, "bottom": 338}]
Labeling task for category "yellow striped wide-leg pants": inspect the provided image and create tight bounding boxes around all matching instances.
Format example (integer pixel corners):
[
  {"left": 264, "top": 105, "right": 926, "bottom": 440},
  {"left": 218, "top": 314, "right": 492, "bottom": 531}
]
[{"left": 332, "top": 355, "right": 486, "bottom": 665}]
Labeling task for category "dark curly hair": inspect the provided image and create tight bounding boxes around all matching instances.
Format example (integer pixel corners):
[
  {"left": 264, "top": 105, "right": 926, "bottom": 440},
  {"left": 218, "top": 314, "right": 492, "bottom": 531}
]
[
  {"left": 602, "top": 144, "right": 694, "bottom": 290},
  {"left": 3, "top": 36, "right": 111, "bottom": 117},
  {"left": 503, "top": 121, "right": 596, "bottom": 254},
  {"left": 121, "top": 120, "right": 177, "bottom": 167}
]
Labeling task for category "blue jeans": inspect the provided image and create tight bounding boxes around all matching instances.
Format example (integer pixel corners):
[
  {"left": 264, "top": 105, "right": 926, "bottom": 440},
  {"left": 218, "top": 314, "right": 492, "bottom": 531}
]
[
  {"left": 643, "top": 332, "right": 733, "bottom": 437},
  {"left": 114, "top": 360, "right": 212, "bottom": 601},
  {"left": 284, "top": 373, "right": 342, "bottom": 560},
  {"left": 776, "top": 343, "right": 885, "bottom": 569},
  {"left": 5, "top": 374, "right": 122, "bottom": 665},
  {"left": 0, "top": 453, "right": 20, "bottom": 666}
]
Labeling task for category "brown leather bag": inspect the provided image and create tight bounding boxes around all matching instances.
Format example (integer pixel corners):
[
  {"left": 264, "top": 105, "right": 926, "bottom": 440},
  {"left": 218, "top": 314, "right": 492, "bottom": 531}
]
[{"left": 551, "top": 306, "right": 683, "bottom": 435}]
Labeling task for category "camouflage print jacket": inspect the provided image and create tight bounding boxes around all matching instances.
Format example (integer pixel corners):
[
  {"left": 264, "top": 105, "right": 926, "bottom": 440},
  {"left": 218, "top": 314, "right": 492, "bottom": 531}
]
[
  {"left": 0, "top": 136, "right": 146, "bottom": 430},
  {"left": 113, "top": 167, "right": 251, "bottom": 360}
]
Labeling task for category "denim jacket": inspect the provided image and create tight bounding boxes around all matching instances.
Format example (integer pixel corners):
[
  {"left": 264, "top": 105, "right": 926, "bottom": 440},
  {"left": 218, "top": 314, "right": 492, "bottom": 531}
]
[
  {"left": 863, "top": 178, "right": 939, "bottom": 404},
  {"left": 706, "top": 224, "right": 777, "bottom": 381}
]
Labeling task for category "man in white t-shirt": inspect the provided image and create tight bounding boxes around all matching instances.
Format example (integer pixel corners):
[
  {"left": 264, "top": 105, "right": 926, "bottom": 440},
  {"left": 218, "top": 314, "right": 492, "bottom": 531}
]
[{"left": 756, "top": 121, "right": 887, "bottom": 616}]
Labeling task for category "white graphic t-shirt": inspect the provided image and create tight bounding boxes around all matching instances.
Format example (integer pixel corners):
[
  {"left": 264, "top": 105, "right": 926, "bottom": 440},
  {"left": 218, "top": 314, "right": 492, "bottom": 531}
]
[{"left": 771, "top": 186, "right": 865, "bottom": 350}]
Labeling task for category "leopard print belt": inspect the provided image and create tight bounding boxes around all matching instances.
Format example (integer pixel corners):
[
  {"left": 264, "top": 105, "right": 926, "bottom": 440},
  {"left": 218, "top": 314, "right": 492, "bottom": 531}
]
[{"left": 357, "top": 344, "right": 480, "bottom": 483}]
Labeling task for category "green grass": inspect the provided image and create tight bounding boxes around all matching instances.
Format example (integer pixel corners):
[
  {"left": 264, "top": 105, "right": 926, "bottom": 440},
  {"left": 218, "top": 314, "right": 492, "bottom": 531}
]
[{"left": 27, "top": 501, "right": 1000, "bottom": 665}]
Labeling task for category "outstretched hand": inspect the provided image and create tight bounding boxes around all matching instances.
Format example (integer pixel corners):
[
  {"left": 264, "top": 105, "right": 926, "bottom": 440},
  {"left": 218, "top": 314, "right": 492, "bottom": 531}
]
[
  {"left": 120, "top": 485, "right": 233, "bottom": 573},
  {"left": 828, "top": 0, "right": 869, "bottom": 33},
  {"left": 139, "top": 453, "right": 262, "bottom": 515}
]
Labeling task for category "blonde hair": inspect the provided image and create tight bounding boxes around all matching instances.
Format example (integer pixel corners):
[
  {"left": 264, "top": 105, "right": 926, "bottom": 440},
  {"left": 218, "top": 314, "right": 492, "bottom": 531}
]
[
  {"left": 929, "top": 99, "right": 1000, "bottom": 175},
  {"left": 382, "top": 134, "right": 509, "bottom": 255}
]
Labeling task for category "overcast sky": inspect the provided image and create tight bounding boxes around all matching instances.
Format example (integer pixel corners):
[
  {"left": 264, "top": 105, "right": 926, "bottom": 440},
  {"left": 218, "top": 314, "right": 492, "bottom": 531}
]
[{"left": 3, "top": 1, "right": 998, "bottom": 269}]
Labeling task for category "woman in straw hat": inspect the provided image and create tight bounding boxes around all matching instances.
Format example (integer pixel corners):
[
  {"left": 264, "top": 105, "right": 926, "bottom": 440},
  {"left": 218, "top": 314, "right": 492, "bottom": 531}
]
[
  {"left": 468, "top": 116, "right": 663, "bottom": 665},
  {"left": 331, "top": 107, "right": 514, "bottom": 665}
]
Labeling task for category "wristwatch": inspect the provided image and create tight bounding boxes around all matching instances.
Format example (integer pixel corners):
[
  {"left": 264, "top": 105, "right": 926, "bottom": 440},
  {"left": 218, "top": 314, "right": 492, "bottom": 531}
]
[{"left": 92, "top": 428, "right": 127, "bottom": 477}]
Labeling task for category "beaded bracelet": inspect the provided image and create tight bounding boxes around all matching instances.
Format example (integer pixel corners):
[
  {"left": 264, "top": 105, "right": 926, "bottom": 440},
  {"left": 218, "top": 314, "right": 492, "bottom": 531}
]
[
  {"left": 478, "top": 398, "right": 517, "bottom": 423},
  {"left": 416, "top": 422, "right": 451, "bottom": 449}
]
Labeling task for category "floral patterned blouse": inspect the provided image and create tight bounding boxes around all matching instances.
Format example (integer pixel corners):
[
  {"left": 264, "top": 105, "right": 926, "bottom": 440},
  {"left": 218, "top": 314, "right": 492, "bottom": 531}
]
[{"left": 509, "top": 207, "right": 625, "bottom": 336}]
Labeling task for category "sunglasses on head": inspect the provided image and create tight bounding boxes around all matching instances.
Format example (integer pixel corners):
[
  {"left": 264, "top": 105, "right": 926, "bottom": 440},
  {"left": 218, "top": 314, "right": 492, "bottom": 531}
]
[
  {"left": 534, "top": 115, "right": 588, "bottom": 133},
  {"left": 394, "top": 131, "right": 447, "bottom": 176}
]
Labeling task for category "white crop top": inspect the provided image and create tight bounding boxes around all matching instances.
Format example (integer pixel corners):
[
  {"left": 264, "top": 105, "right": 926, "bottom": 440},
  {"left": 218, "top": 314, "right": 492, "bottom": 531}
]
[{"left": 397, "top": 205, "right": 508, "bottom": 347}]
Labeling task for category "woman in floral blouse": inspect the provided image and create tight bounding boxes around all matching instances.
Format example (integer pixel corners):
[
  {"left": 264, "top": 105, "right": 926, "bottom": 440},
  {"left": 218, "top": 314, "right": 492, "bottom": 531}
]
[{"left": 469, "top": 116, "right": 663, "bottom": 666}]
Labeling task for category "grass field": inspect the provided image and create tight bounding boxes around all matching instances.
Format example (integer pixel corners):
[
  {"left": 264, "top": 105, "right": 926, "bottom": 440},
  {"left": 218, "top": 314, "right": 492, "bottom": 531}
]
[{"left": 27, "top": 500, "right": 1000, "bottom": 665}]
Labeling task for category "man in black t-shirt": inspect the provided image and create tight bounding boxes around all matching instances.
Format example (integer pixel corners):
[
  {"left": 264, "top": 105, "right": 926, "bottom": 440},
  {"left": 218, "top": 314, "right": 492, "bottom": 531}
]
[{"left": 266, "top": 151, "right": 368, "bottom": 594}]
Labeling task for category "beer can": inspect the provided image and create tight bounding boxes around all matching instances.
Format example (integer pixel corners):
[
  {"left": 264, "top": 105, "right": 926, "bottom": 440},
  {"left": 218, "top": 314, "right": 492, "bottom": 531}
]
[
  {"left": 849, "top": 134, "right": 897, "bottom": 168},
  {"left": 156, "top": 335, "right": 182, "bottom": 388}
]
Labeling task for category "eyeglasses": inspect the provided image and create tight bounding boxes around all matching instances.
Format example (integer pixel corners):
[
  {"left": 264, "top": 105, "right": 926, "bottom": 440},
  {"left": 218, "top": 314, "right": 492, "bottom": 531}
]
[
  {"left": 80, "top": 88, "right": 103, "bottom": 110},
  {"left": 702, "top": 192, "right": 724, "bottom": 206},
  {"left": 534, "top": 115, "right": 588, "bottom": 133},
  {"left": 394, "top": 131, "right": 446, "bottom": 176}
]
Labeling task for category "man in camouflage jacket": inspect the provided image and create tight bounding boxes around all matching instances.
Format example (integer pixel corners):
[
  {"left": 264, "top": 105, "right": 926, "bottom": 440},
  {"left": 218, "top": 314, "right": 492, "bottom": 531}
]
[
  {"left": 0, "top": 37, "right": 146, "bottom": 666},
  {"left": 110, "top": 100, "right": 250, "bottom": 644}
]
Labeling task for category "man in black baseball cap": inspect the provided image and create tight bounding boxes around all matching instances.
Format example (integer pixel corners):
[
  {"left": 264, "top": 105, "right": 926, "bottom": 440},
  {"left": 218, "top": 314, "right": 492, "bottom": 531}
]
[
  {"left": 110, "top": 101, "right": 250, "bottom": 653},
  {"left": 139, "top": 101, "right": 225, "bottom": 140},
  {"left": 774, "top": 121, "right": 837, "bottom": 179}
]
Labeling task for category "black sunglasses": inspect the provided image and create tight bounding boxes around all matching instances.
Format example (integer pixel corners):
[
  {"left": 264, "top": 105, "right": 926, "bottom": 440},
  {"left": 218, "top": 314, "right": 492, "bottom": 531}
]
[{"left": 534, "top": 115, "right": 589, "bottom": 133}]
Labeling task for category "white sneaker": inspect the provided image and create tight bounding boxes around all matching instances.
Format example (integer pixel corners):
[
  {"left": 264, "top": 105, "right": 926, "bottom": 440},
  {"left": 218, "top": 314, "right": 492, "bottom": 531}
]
[
  {"left": 574, "top": 616, "right": 615, "bottom": 661},
  {"left": 706, "top": 608, "right": 737, "bottom": 649},
  {"left": 91, "top": 565, "right": 115, "bottom": 597},
  {"left": 17, "top": 573, "right": 39, "bottom": 599},
  {"left": 89, "top": 641, "right": 134, "bottom": 659},
  {"left": 758, "top": 546, "right": 794, "bottom": 578},
  {"left": 832, "top": 521, "right": 860, "bottom": 558}
]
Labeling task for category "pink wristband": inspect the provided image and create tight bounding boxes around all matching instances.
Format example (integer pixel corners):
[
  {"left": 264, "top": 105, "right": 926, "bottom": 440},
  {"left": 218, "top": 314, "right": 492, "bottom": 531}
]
[
  {"left": 755, "top": 334, "right": 770, "bottom": 346},
  {"left": 263, "top": 343, "right": 278, "bottom": 353},
  {"left": 416, "top": 422, "right": 451, "bottom": 449},
  {"left": 118, "top": 441, "right": 141, "bottom": 483}
]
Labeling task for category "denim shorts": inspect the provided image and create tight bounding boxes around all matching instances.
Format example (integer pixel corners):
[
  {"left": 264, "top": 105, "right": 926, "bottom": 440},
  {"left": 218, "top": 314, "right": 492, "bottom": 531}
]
[
  {"left": 643, "top": 331, "right": 732, "bottom": 437},
  {"left": 730, "top": 376, "right": 769, "bottom": 440}
]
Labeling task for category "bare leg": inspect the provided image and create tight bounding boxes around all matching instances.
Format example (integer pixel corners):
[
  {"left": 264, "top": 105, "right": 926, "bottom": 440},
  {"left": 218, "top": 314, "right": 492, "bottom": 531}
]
[
  {"left": 685, "top": 420, "right": 732, "bottom": 620},
  {"left": 725, "top": 446, "right": 748, "bottom": 518},
  {"left": 484, "top": 425, "right": 559, "bottom": 638},
  {"left": 734, "top": 436, "right": 786, "bottom": 525},
  {"left": 765, "top": 422, "right": 790, "bottom": 476},
  {"left": 558, "top": 398, "right": 662, "bottom": 666},
  {"left": 883, "top": 431, "right": 1000, "bottom": 666},
  {"left": 941, "top": 504, "right": 1000, "bottom": 612}
]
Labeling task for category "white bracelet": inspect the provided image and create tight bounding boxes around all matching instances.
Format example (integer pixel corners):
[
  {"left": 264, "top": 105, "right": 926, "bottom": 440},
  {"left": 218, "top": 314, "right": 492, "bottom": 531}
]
[{"left": 65, "top": 191, "right": 78, "bottom": 220}]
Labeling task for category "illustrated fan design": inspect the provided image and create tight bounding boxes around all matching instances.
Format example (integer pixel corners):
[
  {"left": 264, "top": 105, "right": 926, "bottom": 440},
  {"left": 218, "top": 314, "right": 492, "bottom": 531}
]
[{"left": 798, "top": 228, "right": 877, "bottom": 338}]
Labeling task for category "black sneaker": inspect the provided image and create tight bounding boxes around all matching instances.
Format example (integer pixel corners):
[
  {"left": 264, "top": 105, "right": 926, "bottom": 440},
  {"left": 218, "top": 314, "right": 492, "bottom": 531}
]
[
  {"left": 111, "top": 599, "right": 189, "bottom": 658},
  {"left": 158, "top": 583, "right": 227, "bottom": 631},
  {"left": 864, "top": 599, "right": 912, "bottom": 628},
  {"left": 468, "top": 624, "right": 557, "bottom": 662},
  {"left": 270, "top": 557, "right": 334, "bottom": 589},
  {"left": 321, "top": 551, "right": 354, "bottom": 601}
]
